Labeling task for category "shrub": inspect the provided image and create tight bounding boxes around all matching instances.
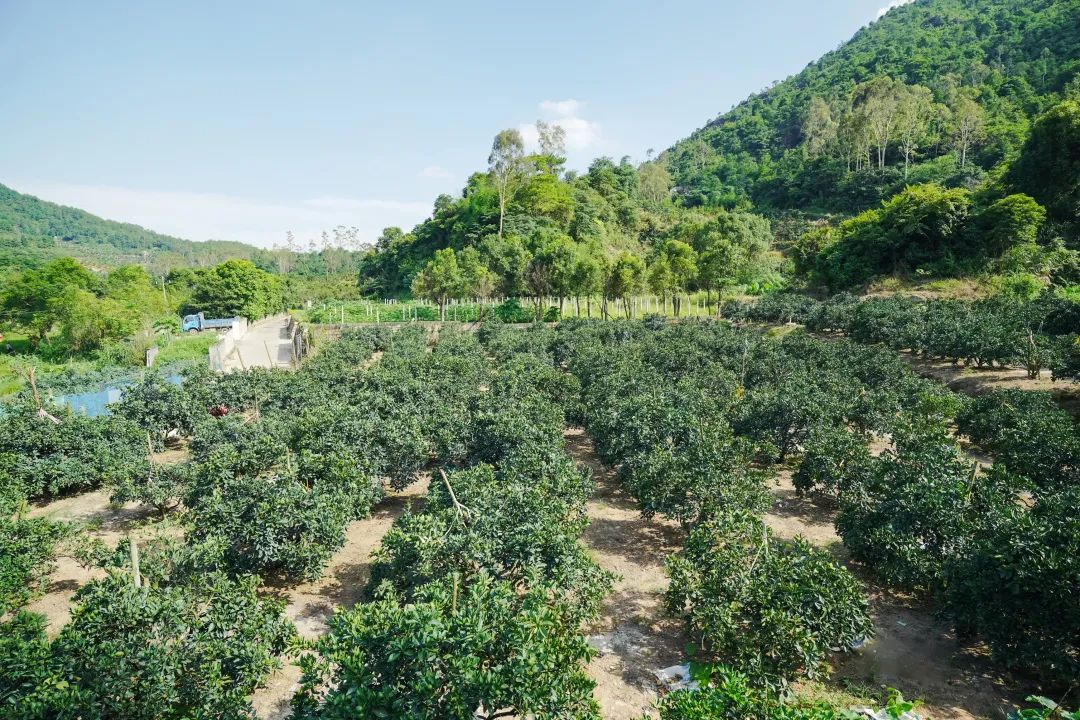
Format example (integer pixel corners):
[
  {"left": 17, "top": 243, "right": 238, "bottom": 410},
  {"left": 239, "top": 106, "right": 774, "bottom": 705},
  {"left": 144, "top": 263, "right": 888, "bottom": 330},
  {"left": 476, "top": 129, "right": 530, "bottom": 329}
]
[
  {"left": 291, "top": 573, "right": 599, "bottom": 720},
  {"left": 110, "top": 372, "right": 196, "bottom": 449},
  {"left": 654, "top": 665, "right": 853, "bottom": 720},
  {"left": 945, "top": 486, "right": 1080, "bottom": 688},
  {"left": 0, "top": 516, "right": 69, "bottom": 614},
  {"left": 836, "top": 421, "right": 1002, "bottom": 591},
  {"left": 371, "top": 462, "right": 611, "bottom": 623},
  {"left": 0, "top": 612, "right": 63, "bottom": 716},
  {"left": 185, "top": 468, "right": 375, "bottom": 583},
  {"left": 666, "top": 511, "right": 871, "bottom": 688},
  {"left": 955, "top": 389, "right": 1080, "bottom": 492},
  {"left": 492, "top": 297, "right": 534, "bottom": 323},
  {"left": 732, "top": 370, "right": 848, "bottom": 463},
  {"left": 44, "top": 570, "right": 294, "bottom": 719},
  {"left": 0, "top": 401, "right": 147, "bottom": 500},
  {"left": 108, "top": 461, "right": 189, "bottom": 518},
  {"left": 793, "top": 425, "right": 874, "bottom": 497}
]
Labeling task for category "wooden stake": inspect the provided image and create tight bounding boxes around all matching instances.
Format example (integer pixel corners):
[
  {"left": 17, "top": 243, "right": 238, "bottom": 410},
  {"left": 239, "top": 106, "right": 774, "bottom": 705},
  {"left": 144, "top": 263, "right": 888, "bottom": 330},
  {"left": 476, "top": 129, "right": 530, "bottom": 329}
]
[{"left": 129, "top": 534, "right": 141, "bottom": 588}]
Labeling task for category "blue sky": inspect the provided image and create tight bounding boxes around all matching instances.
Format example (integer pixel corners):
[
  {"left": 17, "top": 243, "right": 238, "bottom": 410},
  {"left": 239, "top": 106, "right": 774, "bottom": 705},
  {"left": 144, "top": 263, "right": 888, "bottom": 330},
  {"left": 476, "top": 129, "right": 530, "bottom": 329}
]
[{"left": 0, "top": 0, "right": 910, "bottom": 248}]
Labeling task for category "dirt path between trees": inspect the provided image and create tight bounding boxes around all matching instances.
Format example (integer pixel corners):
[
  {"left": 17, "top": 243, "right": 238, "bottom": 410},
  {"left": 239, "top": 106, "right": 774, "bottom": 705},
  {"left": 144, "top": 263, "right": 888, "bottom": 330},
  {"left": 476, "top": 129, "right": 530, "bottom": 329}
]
[
  {"left": 803, "top": 327, "right": 1080, "bottom": 416},
  {"left": 23, "top": 489, "right": 159, "bottom": 636},
  {"left": 900, "top": 352, "right": 1080, "bottom": 419},
  {"left": 22, "top": 446, "right": 189, "bottom": 636},
  {"left": 764, "top": 470, "right": 1025, "bottom": 720},
  {"left": 250, "top": 477, "right": 428, "bottom": 720},
  {"left": 565, "top": 428, "right": 686, "bottom": 720}
]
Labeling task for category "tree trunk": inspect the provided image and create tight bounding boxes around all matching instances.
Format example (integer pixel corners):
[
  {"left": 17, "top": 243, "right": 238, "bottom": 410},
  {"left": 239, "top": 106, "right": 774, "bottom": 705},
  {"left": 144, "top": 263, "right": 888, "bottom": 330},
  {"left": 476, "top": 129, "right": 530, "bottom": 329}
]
[{"left": 497, "top": 194, "right": 506, "bottom": 239}]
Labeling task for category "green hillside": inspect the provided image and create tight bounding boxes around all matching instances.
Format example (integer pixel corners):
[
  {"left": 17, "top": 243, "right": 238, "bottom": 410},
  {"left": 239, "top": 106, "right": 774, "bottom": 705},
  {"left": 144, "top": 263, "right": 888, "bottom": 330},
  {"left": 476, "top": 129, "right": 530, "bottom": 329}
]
[
  {"left": 663, "top": 0, "right": 1080, "bottom": 217},
  {"left": 0, "top": 182, "right": 277, "bottom": 274},
  {"left": 359, "top": 0, "right": 1080, "bottom": 299}
]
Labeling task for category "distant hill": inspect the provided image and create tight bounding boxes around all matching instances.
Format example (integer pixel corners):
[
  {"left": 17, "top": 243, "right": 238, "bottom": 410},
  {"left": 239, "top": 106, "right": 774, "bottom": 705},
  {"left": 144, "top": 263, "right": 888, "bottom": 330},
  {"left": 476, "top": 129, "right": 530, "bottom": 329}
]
[
  {"left": 0, "top": 182, "right": 277, "bottom": 275},
  {"left": 661, "top": 0, "right": 1080, "bottom": 217}
]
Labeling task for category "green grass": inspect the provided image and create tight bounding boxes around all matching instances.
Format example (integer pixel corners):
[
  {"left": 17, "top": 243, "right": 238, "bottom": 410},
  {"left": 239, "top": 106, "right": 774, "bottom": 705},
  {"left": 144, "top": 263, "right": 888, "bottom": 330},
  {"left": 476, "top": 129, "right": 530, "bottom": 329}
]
[
  {"left": 0, "top": 330, "right": 215, "bottom": 399},
  {"left": 793, "top": 677, "right": 878, "bottom": 711},
  {"left": 154, "top": 333, "right": 215, "bottom": 365},
  {"left": 298, "top": 295, "right": 736, "bottom": 325}
]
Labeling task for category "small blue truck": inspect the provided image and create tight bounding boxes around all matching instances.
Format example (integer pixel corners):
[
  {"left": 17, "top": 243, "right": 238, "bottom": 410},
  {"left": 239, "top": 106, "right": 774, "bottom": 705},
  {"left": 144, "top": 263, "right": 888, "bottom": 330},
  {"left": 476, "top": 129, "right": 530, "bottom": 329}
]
[{"left": 182, "top": 312, "right": 237, "bottom": 333}]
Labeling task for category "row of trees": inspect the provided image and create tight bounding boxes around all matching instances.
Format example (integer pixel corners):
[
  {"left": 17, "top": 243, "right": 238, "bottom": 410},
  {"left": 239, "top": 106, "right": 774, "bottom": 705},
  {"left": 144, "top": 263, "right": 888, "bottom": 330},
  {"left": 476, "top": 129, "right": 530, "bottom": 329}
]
[
  {"left": 361, "top": 125, "right": 778, "bottom": 303},
  {"left": 294, "top": 326, "right": 612, "bottom": 718},
  {"left": 561, "top": 321, "right": 877, "bottom": 692},
  {"left": 563, "top": 318, "right": 1077, "bottom": 692},
  {"left": 0, "top": 257, "right": 284, "bottom": 360},
  {"left": 405, "top": 183, "right": 773, "bottom": 319},
  {"left": 802, "top": 76, "right": 987, "bottom": 174},
  {"left": 2, "top": 322, "right": 617, "bottom": 718},
  {"left": 381, "top": 91, "right": 1076, "bottom": 304},
  {"left": 727, "top": 289, "right": 1080, "bottom": 380}
]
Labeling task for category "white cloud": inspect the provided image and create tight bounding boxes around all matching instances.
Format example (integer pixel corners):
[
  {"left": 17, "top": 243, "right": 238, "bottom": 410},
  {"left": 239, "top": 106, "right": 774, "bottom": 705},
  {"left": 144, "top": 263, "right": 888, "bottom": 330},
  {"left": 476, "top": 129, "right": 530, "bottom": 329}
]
[
  {"left": 519, "top": 98, "right": 601, "bottom": 152},
  {"left": 876, "top": 0, "right": 914, "bottom": 19},
  {"left": 539, "top": 99, "right": 582, "bottom": 117},
  {"left": 8, "top": 180, "right": 431, "bottom": 248},
  {"left": 419, "top": 164, "right": 452, "bottom": 179}
]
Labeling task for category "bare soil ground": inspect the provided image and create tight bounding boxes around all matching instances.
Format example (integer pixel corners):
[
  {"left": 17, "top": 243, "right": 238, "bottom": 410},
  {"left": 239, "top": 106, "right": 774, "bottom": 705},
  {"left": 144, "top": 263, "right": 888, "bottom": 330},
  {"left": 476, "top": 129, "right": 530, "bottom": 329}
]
[
  {"left": 18, "top": 441, "right": 192, "bottom": 635},
  {"left": 765, "top": 471, "right": 1025, "bottom": 720},
  {"left": 249, "top": 477, "right": 429, "bottom": 720},
  {"left": 900, "top": 354, "right": 1080, "bottom": 414},
  {"left": 565, "top": 427, "right": 687, "bottom": 720},
  {"left": 802, "top": 326, "right": 1080, "bottom": 416},
  {"left": 24, "top": 489, "right": 160, "bottom": 635}
]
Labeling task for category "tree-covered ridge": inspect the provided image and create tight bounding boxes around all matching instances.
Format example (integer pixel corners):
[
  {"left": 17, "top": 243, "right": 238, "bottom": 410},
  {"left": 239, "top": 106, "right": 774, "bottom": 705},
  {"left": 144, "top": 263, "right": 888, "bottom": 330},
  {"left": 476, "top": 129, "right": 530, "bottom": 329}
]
[
  {"left": 360, "top": 0, "right": 1080, "bottom": 299},
  {"left": 0, "top": 183, "right": 283, "bottom": 274},
  {"left": 664, "top": 0, "right": 1080, "bottom": 215},
  {"left": 359, "top": 127, "right": 779, "bottom": 305}
]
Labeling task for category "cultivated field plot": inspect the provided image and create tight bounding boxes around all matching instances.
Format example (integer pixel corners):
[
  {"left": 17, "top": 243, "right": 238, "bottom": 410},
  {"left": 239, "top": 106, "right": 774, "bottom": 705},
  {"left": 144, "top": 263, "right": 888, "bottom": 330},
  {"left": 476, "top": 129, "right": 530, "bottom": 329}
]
[{"left": 2, "top": 320, "right": 1076, "bottom": 719}]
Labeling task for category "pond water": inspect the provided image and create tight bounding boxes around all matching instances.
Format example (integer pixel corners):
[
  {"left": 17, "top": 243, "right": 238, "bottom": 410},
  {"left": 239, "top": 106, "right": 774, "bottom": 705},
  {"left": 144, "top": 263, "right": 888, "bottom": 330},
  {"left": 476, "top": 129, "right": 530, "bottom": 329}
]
[{"left": 49, "top": 374, "right": 182, "bottom": 418}]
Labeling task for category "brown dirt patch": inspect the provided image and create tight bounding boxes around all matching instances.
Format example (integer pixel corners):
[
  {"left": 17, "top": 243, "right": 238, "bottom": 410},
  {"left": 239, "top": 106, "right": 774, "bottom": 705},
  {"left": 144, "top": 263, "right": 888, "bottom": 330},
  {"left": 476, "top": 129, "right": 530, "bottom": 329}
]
[
  {"left": 565, "top": 428, "right": 686, "bottom": 720},
  {"left": 361, "top": 350, "right": 383, "bottom": 371},
  {"left": 151, "top": 437, "right": 190, "bottom": 465},
  {"left": 764, "top": 473, "right": 1025, "bottom": 719},
  {"left": 765, "top": 470, "right": 845, "bottom": 555},
  {"left": 900, "top": 355, "right": 1080, "bottom": 417},
  {"left": 250, "top": 477, "right": 428, "bottom": 720},
  {"left": 24, "top": 489, "right": 161, "bottom": 635}
]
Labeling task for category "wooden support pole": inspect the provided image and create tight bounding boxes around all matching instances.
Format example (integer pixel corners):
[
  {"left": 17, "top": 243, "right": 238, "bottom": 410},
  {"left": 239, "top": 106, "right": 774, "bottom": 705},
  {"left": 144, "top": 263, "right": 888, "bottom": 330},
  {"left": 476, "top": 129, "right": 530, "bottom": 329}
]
[{"left": 129, "top": 534, "right": 141, "bottom": 588}]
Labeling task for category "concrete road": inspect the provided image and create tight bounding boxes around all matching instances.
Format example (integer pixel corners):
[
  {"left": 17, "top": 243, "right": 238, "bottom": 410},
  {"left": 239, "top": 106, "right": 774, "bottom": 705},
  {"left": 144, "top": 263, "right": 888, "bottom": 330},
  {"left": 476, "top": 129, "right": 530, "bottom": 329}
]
[{"left": 224, "top": 315, "right": 293, "bottom": 371}]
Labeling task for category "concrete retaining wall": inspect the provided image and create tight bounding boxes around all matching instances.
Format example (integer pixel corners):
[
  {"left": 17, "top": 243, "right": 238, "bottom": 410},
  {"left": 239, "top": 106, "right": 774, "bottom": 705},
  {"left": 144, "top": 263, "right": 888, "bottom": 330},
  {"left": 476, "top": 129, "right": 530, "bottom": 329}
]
[{"left": 207, "top": 317, "right": 249, "bottom": 372}]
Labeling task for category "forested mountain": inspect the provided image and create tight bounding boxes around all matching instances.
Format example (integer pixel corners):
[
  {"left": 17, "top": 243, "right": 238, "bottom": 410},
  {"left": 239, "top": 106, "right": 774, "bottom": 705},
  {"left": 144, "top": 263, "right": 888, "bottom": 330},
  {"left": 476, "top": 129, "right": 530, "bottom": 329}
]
[
  {"left": 361, "top": 0, "right": 1080, "bottom": 298},
  {"left": 360, "top": 128, "right": 779, "bottom": 299},
  {"left": 0, "top": 183, "right": 277, "bottom": 274},
  {"left": 6, "top": 0, "right": 1078, "bottom": 295},
  {"left": 663, "top": 0, "right": 1080, "bottom": 216}
]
